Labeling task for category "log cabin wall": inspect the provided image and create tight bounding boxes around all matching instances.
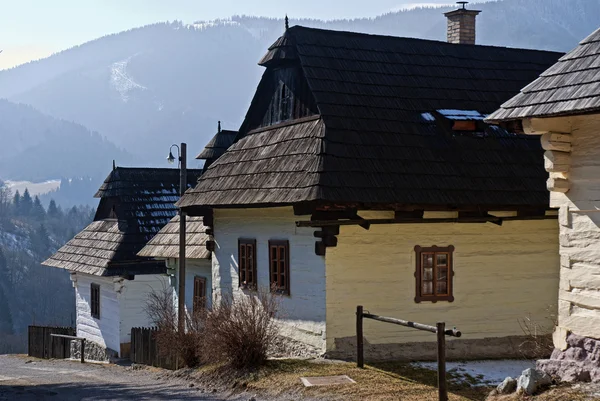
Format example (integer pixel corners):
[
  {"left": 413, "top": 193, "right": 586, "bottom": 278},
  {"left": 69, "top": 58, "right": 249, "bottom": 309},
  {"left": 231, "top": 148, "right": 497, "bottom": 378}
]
[
  {"left": 211, "top": 207, "right": 326, "bottom": 351},
  {"left": 530, "top": 114, "right": 600, "bottom": 350},
  {"left": 325, "top": 211, "right": 559, "bottom": 361}
]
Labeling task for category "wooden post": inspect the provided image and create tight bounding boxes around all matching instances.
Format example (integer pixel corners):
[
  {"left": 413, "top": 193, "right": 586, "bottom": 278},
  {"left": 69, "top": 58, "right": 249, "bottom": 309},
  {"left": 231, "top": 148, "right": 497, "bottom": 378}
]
[
  {"left": 81, "top": 339, "right": 86, "bottom": 363},
  {"left": 178, "top": 142, "right": 187, "bottom": 333},
  {"left": 357, "top": 305, "right": 364, "bottom": 368},
  {"left": 437, "top": 322, "right": 447, "bottom": 401}
]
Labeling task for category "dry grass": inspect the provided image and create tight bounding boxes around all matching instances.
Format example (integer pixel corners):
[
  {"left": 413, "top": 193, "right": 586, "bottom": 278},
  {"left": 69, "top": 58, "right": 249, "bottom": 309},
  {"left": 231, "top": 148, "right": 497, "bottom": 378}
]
[
  {"left": 193, "top": 359, "right": 491, "bottom": 401},
  {"left": 188, "top": 359, "right": 593, "bottom": 401}
]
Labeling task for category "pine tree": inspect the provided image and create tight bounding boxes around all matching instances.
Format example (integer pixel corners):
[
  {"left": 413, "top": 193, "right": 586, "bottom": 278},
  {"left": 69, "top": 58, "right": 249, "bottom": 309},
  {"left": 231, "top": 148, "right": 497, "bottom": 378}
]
[
  {"left": 21, "top": 188, "right": 33, "bottom": 216},
  {"left": 31, "top": 196, "right": 46, "bottom": 221},
  {"left": 32, "top": 224, "right": 51, "bottom": 256},
  {"left": 0, "top": 284, "right": 14, "bottom": 335},
  {"left": 47, "top": 199, "right": 60, "bottom": 218},
  {"left": 13, "top": 190, "right": 21, "bottom": 214}
]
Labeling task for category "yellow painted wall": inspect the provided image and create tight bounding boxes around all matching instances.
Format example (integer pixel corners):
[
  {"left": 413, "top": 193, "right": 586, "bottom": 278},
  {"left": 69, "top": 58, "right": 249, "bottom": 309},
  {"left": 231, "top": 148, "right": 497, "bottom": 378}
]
[{"left": 326, "top": 214, "right": 559, "bottom": 351}]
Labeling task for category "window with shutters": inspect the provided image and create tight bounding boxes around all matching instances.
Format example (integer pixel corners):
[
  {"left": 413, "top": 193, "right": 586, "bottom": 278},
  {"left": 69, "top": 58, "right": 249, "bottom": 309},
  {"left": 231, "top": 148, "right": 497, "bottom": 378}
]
[
  {"left": 193, "top": 276, "right": 207, "bottom": 311},
  {"left": 91, "top": 283, "right": 101, "bottom": 318},
  {"left": 238, "top": 239, "right": 257, "bottom": 289},
  {"left": 414, "top": 245, "right": 455, "bottom": 303},
  {"left": 269, "top": 240, "right": 290, "bottom": 295}
]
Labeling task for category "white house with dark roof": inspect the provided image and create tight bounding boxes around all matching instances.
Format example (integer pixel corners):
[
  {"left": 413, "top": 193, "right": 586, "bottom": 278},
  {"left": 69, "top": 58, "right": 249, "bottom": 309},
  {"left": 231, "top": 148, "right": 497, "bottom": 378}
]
[
  {"left": 176, "top": 7, "right": 564, "bottom": 361},
  {"left": 43, "top": 166, "right": 201, "bottom": 360}
]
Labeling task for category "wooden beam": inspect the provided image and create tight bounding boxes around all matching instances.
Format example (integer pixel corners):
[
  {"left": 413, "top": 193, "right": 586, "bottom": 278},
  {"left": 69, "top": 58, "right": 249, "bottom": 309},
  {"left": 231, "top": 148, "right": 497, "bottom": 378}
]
[
  {"left": 544, "top": 150, "right": 571, "bottom": 173},
  {"left": 296, "top": 215, "right": 557, "bottom": 227},
  {"left": 547, "top": 177, "right": 570, "bottom": 193},
  {"left": 541, "top": 132, "right": 572, "bottom": 152}
]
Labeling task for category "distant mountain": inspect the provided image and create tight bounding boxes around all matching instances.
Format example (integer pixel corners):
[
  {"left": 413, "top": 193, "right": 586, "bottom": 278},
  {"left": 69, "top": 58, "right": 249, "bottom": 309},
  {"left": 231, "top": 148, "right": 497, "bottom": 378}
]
[
  {"left": 0, "top": 100, "right": 129, "bottom": 182},
  {"left": 0, "top": 0, "right": 598, "bottom": 167}
]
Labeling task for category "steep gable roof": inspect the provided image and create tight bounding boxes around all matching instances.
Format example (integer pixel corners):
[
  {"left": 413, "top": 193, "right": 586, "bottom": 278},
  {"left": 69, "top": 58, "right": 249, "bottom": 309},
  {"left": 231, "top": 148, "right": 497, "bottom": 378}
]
[
  {"left": 179, "top": 26, "right": 562, "bottom": 210},
  {"left": 137, "top": 215, "right": 210, "bottom": 260},
  {"left": 488, "top": 28, "right": 600, "bottom": 121},
  {"left": 44, "top": 167, "right": 202, "bottom": 276}
]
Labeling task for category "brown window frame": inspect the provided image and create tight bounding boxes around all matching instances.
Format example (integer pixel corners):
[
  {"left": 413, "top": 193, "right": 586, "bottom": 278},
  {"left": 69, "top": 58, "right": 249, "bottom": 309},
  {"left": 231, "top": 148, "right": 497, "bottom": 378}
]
[
  {"left": 238, "top": 239, "right": 257, "bottom": 289},
  {"left": 269, "top": 240, "right": 290, "bottom": 295},
  {"left": 414, "top": 245, "right": 455, "bottom": 303},
  {"left": 193, "top": 276, "right": 207, "bottom": 311},
  {"left": 91, "top": 283, "right": 101, "bottom": 319}
]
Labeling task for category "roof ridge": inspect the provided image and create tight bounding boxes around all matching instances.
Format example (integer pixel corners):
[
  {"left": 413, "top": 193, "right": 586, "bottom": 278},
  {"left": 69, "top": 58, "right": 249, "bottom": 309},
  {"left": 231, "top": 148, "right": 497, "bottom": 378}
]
[{"left": 288, "top": 25, "right": 563, "bottom": 55}]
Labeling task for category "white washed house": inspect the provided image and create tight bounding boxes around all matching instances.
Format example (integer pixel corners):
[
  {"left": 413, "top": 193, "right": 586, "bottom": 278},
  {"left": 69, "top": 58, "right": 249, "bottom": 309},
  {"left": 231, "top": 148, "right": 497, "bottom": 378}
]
[
  {"left": 43, "top": 166, "right": 201, "bottom": 359},
  {"left": 177, "top": 13, "right": 564, "bottom": 361},
  {"left": 488, "top": 27, "right": 600, "bottom": 381}
]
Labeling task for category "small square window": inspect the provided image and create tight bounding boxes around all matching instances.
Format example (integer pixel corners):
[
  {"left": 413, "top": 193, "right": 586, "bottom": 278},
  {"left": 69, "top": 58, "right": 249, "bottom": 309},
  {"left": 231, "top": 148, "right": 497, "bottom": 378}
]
[{"left": 414, "top": 245, "right": 455, "bottom": 303}]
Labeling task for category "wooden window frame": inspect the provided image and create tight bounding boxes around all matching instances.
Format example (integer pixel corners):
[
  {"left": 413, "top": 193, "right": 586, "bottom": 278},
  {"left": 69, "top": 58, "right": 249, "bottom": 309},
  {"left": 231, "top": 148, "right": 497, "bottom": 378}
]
[
  {"left": 269, "top": 240, "right": 290, "bottom": 295},
  {"left": 414, "top": 245, "right": 455, "bottom": 303},
  {"left": 238, "top": 239, "right": 257, "bottom": 290},
  {"left": 90, "top": 283, "right": 101, "bottom": 319},
  {"left": 193, "top": 276, "right": 207, "bottom": 311}
]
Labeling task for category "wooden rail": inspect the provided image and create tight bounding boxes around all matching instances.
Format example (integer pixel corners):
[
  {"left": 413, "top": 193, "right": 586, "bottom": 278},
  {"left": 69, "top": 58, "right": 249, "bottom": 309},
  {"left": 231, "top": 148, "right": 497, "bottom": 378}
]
[
  {"left": 51, "top": 334, "right": 86, "bottom": 363},
  {"left": 356, "top": 305, "right": 462, "bottom": 401}
]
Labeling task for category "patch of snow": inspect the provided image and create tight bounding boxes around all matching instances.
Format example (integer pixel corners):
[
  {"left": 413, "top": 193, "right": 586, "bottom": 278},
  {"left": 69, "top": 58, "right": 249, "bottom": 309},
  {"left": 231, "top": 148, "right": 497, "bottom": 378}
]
[
  {"left": 412, "top": 360, "right": 536, "bottom": 386},
  {"left": 5, "top": 180, "right": 61, "bottom": 196},
  {"left": 110, "top": 53, "right": 147, "bottom": 103},
  {"left": 437, "top": 109, "right": 488, "bottom": 120}
]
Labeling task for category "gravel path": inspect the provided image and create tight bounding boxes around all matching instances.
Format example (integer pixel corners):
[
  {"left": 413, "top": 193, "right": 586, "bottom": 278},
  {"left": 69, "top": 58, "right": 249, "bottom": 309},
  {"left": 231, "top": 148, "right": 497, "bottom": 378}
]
[{"left": 0, "top": 355, "right": 248, "bottom": 401}]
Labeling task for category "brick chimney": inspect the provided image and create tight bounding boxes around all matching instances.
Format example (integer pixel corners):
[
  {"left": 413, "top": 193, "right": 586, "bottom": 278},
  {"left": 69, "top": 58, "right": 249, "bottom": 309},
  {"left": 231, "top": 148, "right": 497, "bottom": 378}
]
[{"left": 444, "top": 2, "right": 481, "bottom": 45}]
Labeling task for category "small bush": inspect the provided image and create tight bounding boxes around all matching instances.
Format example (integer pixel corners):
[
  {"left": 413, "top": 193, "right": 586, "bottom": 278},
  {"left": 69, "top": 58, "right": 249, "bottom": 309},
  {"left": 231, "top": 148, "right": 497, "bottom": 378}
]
[
  {"left": 145, "top": 283, "right": 203, "bottom": 367},
  {"left": 201, "top": 288, "right": 280, "bottom": 369}
]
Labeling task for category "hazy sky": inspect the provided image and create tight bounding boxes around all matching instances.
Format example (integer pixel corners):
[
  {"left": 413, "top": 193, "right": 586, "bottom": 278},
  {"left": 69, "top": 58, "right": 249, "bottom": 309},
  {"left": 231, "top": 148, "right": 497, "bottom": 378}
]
[{"left": 0, "top": 0, "right": 486, "bottom": 69}]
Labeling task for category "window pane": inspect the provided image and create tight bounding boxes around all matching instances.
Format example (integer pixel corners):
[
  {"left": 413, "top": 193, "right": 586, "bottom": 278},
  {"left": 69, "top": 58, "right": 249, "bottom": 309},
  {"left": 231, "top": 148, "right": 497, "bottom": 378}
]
[
  {"left": 247, "top": 245, "right": 253, "bottom": 258},
  {"left": 437, "top": 267, "right": 448, "bottom": 281},
  {"left": 437, "top": 253, "right": 448, "bottom": 267},
  {"left": 423, "top": 253, "right": 434, "bottom": 268},
  {"left": 423, "top": 267, "right": 433, "bottom": 281},
  {"left": 280, "top": 246, "right": 286, "bottom": 261},
  {"left": 272, "top": 261, "right": 278, "bottom": 275},
  {"left": 436, "top": 281, "right": 448, "bottom": 295},
  {"left": 271, "top": 246, "right": 277, "bottom": 260},
  {"left": 422, "top": 281, "right": 433, "bottom": 295},
  {"left": 240, "top": 245, "right": 246, "bottom": 258}
]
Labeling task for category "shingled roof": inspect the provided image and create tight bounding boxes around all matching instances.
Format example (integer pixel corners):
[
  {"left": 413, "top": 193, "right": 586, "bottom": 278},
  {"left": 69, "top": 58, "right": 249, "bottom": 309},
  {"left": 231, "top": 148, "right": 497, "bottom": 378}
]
[
  {"left": 178, "top": 26, "right": 562, "bottom": 210},
  {"left": 488, "top": 28, "right": 600, "bottom": 122},
  {"left": 43, "top": 167, "right": 202, "bottom": 276},
  {"left": 137, "top": 216, "right": 210, "bottom": 260}
]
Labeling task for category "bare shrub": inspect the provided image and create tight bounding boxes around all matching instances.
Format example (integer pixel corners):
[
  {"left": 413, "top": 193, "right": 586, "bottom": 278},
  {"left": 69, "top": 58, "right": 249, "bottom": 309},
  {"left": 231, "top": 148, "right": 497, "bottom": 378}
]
[
  {"left": 145, "top": 283, "right": 203, "bottom": 368},
  {"left": 518, "top": 305, "right": 557, "bottom": 358},
  {"left": 201, "top": 287, "right": 280, "bottom": 369}
]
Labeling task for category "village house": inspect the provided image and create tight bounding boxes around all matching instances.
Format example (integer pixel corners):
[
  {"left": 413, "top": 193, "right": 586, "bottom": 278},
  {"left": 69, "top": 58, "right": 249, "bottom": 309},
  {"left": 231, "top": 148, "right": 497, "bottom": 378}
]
[
  {"left": 138, "top": 124, "right": 236, "bottom": 314},
  {"left": 43, "top": 166, "right": 201, "bottom": 360},
  {"left": 174, "top": 5, "right": 566, "bottom": 361},
  {"left": 487, "top": 27, "right": 600, "bottom": 381}
]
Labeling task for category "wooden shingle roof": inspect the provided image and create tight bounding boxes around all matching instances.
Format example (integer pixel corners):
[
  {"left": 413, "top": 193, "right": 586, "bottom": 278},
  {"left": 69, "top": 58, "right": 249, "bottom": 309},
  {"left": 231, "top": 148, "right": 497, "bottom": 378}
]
[
  {"left": 179, "top": 26, "right": 562, "bottom": 210},
  {"left": 44, "top": 167, "right": 202, "bottom": 276},
  {"left": 488, "top": 28, "right": 600, "bottom": 121},
  {"left": 196, "top": 130, "right": 237, "bottom": 161},
  {"left": 137, "top": 215, "right": 210, "bottom": 260}
]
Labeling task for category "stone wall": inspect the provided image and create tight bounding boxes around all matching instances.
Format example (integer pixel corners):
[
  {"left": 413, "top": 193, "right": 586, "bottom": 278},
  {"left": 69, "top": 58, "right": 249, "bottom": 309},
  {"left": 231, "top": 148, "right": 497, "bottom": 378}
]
[
  {"left": 70, "top": 339, "right": 118, "bottom": 363},
  {"left": 538, "top": 333, "right": 600, "bottom": 382}
]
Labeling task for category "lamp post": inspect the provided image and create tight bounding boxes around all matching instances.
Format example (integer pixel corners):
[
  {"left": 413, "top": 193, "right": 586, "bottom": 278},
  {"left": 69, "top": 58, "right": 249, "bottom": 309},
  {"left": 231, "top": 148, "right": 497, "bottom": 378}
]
[{"left": 168, "top": 143, "right": 187, "bottom": 333}]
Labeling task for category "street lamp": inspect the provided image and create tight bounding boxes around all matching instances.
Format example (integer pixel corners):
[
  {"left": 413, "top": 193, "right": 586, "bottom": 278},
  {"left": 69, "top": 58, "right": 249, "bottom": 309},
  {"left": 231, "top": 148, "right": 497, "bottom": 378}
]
[{"left": 168, "top": 143, "right": 187, "bottom": 333}]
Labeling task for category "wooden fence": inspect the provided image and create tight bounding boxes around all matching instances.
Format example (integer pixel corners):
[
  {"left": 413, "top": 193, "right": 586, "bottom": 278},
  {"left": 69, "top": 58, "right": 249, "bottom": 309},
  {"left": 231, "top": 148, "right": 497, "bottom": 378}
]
[
  {"left": 130, "top": 327, "right": 179, "bottom": 370},
  {"left": 356, "top": 306, "right": 462, "bottom": 401},
  {"left": 28, "top": 325, "right": 76, "bottom": 359}
]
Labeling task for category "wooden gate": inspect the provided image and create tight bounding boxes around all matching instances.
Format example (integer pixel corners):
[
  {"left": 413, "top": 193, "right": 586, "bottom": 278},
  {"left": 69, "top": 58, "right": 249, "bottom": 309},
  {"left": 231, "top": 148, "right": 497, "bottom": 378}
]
[
  {"left": 130, "top": 327, "right": 179, "bottom": 370},
  {"left": 28, "top": 326, "right": 75, "bottom": 359}
]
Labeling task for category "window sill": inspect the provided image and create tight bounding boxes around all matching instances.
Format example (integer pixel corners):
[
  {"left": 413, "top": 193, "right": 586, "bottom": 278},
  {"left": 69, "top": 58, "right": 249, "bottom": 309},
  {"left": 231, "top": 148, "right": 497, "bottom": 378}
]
[{"left": 414, "top": 295, "right": 454, "bottom": 303}]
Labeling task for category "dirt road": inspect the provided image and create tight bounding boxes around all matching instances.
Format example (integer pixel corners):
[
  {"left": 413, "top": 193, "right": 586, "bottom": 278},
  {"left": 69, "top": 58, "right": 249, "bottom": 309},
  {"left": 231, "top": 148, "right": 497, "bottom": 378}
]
[{"left": 0, "top": 355, "right": 245, "bottom": 400}]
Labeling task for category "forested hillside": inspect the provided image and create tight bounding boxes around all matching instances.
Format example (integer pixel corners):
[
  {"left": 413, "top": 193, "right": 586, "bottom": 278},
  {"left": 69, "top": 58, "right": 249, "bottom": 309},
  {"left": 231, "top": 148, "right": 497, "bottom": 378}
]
[
  {"left": 0, "top": 182, "right": 94, "bottom": 353},
  {"left": 0, "top": 0, "right": 597, "bottom": 170}
]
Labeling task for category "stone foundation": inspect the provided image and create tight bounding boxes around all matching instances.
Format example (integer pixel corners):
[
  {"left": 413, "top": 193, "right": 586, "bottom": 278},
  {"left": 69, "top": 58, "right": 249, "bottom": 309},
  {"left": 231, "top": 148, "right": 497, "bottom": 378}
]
[
  {"left": 537, "top": 334, "right": 600, "bottom": 382},
  {"left": 70, "top": 340, "right": 118, "bottom": 363},
  {"left": 328, "top": 334, "right": 552, "bottom": 362}
]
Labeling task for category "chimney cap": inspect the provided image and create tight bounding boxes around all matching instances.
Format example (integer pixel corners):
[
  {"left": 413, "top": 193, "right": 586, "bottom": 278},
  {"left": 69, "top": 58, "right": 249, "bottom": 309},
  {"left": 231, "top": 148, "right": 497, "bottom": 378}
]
[{"left": 457, "top": 1, "right": 468, "bottom": 9}]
